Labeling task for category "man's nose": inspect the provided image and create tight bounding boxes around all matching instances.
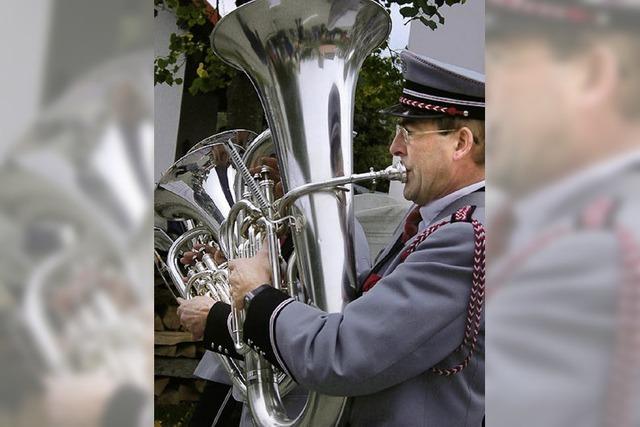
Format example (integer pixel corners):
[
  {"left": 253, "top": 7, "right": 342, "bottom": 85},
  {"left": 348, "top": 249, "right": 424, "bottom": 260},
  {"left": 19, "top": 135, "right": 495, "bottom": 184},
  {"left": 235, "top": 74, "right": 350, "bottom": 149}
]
[{"left": 389, "top": 132, "right": 405, "bottom": 157}]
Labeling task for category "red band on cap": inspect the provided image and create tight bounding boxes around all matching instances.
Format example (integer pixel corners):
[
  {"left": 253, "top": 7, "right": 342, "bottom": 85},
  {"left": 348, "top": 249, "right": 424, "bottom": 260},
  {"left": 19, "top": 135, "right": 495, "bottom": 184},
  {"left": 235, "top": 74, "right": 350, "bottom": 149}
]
[{"left": 399, "top": 96, "right": 467, "bottom": 117}]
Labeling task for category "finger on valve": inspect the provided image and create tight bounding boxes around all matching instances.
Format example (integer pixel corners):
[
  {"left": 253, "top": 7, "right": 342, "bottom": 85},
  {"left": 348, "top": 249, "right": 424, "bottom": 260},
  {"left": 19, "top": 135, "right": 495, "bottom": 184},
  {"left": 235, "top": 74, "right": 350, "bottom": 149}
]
[
  {"left": 212, "top": 246, "right": 227, "bottom": 264},
  {"left": 180, "top": 251, "right": 198, "bottom": 265}
]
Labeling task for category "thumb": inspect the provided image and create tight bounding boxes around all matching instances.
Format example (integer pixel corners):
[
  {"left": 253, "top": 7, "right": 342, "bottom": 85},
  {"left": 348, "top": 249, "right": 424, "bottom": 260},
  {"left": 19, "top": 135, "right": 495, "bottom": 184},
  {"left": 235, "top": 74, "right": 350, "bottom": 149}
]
[{"left": 177, "top": 297, "right": 185, "bottom": 305}]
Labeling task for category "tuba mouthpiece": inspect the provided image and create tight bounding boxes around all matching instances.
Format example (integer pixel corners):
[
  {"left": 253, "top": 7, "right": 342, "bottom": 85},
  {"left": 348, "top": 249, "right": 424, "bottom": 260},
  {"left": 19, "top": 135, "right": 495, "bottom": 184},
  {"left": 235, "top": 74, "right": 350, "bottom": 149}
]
[{"left": 384, "top": 162, "right": 407, "bottom": 183}]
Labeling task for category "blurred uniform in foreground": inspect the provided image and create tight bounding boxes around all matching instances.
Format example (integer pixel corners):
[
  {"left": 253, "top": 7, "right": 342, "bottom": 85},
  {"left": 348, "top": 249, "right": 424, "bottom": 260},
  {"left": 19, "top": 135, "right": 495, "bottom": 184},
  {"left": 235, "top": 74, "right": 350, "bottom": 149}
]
[{"left": 486, "top": 1, "right": 640, "bottom": 426}]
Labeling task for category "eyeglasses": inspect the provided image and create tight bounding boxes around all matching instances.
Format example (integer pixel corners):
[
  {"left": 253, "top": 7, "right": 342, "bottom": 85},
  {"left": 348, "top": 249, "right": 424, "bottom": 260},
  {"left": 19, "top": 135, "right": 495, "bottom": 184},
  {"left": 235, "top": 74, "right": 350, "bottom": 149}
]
[{"left": 395, "top": 125, "right": 457, "bottom": 145}]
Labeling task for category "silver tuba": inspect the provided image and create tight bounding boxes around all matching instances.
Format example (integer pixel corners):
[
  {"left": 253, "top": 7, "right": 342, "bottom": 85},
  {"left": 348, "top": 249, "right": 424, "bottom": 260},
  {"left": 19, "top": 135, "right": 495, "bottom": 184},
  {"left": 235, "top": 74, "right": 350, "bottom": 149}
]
[
  {"left": 154, "top": 129, "right": 265, "bottom": 396},
  {"left": 155, "top": 129, "right": 300, "bottom": 398},
  {"left": 208, "top": 0, "right": 403, "bottom": 426}
]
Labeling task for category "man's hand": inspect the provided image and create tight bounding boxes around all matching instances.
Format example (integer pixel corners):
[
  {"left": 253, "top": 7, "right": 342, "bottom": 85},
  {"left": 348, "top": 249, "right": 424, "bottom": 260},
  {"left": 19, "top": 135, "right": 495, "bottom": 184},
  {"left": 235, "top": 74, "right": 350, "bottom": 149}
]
[
  {"left": 176, "top": 296, "right": 215, "bottom": 340},
  {"left": 180, "top": 243, "right": 226, "bottom": 266},
  {"left": 250, "top": 156, "right": 284, "bottom": 198},
  {"left": 228, "top": 243, "right": 272, "bottom": 309}
]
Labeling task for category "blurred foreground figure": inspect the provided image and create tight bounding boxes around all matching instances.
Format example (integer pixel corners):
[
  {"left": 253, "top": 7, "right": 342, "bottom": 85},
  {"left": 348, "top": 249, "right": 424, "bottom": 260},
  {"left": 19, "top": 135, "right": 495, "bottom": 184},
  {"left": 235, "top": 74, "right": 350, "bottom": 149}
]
[
  {"left": 0, "top": 52, "right": 153, "bottom": 426},
  {"left": 486, "top": 1, "right": 640, "bottom": 426}
]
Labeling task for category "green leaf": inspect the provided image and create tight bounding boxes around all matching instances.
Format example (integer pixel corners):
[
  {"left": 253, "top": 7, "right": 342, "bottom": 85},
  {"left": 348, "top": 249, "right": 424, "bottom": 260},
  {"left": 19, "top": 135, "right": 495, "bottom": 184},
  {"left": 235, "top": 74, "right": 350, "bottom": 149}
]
[
  {"left": 399, "top": 6, "right": 417, "bottom": 17},
  {"left": 188, "top": 79, "right": 201, "bottom": 96},
  {"left": 418, "top": 16, "right": 439, "bottom": 30},
  {"left": 423, "top": 5, "right": 437, "bottom": 16}
]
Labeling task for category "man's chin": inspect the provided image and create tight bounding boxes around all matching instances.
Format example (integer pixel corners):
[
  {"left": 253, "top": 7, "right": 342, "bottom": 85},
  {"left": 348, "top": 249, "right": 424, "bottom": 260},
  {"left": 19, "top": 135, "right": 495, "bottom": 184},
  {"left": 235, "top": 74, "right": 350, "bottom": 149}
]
[{"left": 403, "top": 188, "right": 417, "bottom": 204}]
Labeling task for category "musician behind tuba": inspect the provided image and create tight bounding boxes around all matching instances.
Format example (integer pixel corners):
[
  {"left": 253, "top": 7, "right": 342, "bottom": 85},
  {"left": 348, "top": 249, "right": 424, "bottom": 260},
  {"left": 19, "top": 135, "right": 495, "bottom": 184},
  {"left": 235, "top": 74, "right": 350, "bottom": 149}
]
[{"left": 173, "top": 0, "right": 485, "bottom": 426}]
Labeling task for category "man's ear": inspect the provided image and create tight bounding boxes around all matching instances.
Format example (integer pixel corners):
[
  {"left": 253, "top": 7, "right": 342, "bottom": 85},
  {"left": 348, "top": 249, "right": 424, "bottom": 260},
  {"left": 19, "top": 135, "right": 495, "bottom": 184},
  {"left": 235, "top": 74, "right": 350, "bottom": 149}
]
[
  {"left": 577, "top": 44, "right": 617, "bottom": 110},
  {"left": 452, "top": 127, "right": 474, "bottom": 161}
]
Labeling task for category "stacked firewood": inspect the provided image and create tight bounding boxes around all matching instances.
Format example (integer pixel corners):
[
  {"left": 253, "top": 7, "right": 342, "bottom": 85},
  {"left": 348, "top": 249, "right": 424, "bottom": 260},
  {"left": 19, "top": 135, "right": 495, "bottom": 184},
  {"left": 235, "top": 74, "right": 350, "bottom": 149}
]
[{"left": 154, "top": 278, "right": 206, "bottom": 405}]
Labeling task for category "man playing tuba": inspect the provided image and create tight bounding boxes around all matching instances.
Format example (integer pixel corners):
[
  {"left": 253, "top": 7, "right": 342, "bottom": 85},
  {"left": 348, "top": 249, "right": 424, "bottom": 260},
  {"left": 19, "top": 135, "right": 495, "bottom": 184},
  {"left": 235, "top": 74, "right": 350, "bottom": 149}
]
[{"left": 179, "top": 50, "right": 486, "bottom": 426}]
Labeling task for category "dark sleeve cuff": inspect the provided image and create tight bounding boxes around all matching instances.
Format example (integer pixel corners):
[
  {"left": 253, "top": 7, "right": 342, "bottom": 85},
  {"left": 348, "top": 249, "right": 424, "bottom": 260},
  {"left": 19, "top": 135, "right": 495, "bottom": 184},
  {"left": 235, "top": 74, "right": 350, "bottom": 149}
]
[
  {"left": 203, "top": 302, "right": 242, "bottom": 360},
  {"left": 243, "top": 287, "right": 294, "bottom": 374}
]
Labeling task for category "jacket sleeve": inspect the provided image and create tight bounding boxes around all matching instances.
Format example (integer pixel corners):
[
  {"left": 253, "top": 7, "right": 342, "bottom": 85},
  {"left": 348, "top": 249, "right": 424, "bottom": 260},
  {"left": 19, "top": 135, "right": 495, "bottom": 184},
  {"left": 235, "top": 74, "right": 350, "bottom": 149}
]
[
  {"left": 203, "top": 302, "right": 243, "bottom": 360},
  {"left": 242, "top": 221, "right": 479, "bottom": 396}
]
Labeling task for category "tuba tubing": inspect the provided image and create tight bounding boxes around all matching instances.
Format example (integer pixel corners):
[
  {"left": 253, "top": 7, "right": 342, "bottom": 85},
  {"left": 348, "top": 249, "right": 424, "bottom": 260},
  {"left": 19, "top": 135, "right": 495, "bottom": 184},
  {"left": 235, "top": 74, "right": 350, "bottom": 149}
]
[
  {"left": 163, "top": 225, "right": 250, "bottom": 396},
  {"left": 167, "top": 226, "right": 209, "bottom": 299}
]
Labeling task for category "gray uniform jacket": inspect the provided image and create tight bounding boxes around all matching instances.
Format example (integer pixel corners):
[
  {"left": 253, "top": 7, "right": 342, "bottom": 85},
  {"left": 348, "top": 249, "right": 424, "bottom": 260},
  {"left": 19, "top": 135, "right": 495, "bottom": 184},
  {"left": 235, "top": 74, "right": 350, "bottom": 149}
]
[{"left": 206, "top": 191, "right": 484, "bottom": 426}]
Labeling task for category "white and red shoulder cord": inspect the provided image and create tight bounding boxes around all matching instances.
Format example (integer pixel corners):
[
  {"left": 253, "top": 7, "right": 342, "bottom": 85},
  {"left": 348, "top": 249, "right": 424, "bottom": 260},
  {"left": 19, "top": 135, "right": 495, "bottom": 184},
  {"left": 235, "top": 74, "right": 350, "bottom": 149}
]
[{"left": 363, "top": 205, "right": 486, "bottom": 377}]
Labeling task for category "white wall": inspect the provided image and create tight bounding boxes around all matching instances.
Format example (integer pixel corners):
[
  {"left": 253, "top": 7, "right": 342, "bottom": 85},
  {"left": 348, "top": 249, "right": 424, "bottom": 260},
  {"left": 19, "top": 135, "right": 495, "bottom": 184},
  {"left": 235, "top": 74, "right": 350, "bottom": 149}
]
[
  {"left": 408, "top": 1, "right": 484, "bottom": 73},
  {"left": 154, "top": 9, "right": 185, "bottom": 182}
]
